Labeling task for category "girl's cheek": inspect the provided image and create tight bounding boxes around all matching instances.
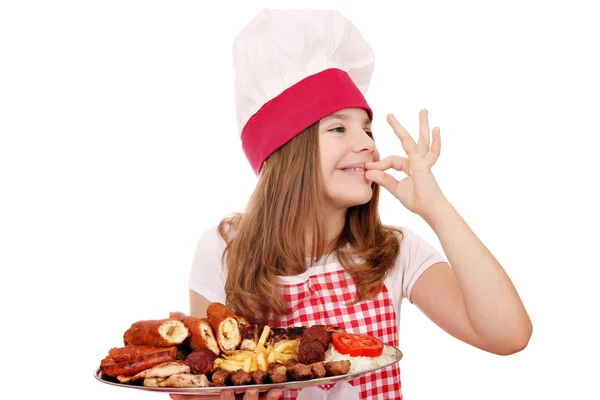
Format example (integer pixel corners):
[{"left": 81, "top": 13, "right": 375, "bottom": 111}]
[{"left": 372, "top": 148, "right": 381, "bottom": 162}]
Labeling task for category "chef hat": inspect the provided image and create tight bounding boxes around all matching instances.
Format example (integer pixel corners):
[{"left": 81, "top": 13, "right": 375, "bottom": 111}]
[{"left": 233, "top": 8, "right": 375, "bottom": 174}]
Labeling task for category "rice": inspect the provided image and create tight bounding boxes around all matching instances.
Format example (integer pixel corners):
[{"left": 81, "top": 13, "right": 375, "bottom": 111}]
[{"left": 324, "top": 345, "right": 397, "bottom": 374}]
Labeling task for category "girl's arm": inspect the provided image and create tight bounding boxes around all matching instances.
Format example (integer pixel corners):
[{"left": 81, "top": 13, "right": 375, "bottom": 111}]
[
  {"left": 410, "top": 200, "right": 532, "bottom": 355},
  {"left": 189, "top": 289, "right": 212, "bottom": 319},
  {"left": 365, "top": 110, "right": 532, "bottom": 355}
]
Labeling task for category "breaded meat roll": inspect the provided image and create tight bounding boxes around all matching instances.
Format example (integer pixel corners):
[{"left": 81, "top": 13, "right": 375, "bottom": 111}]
[
  {"left": 206, "top": 302, "right": 241, "bottom": 354},
  {"left": 123, "top": 318, "right": 189, "bottom": 347}
]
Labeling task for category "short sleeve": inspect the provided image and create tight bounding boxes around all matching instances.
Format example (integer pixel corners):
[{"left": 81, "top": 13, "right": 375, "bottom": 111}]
[
  {"left": 398, "top": 226, "right": 448, "bottom": 303},
  {"left": 188, "top": 226, "right": 228, "bottom": 303}
]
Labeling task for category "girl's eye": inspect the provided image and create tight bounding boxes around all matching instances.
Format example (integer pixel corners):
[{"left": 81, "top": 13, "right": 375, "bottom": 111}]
[
  {"left": 365, "top": 131, "right": 373, "bottom": 138},
  {"left": 330, "top": 127, "right": 344, "bottom": 133}
]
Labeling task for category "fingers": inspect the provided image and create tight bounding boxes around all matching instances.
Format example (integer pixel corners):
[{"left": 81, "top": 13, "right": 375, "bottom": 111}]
[
  {"left": 170, "top": 388, "right": 282, "bottom": 400},
  {"left": 386, "top": 110, "right": 442, "bottom": 168},
  {"left": 418, "top": 109, "right": 431, "bottom": 154},
  {"left": 387, "top": 114, "right": 417, "bottom": 155},
  {"left": 220, "top": 390, "right": 236, "bottom": 400},
  {"left": 262, "top": 389, "right": 284, "bottom": 399},
  {"left": 242, "top": 389, "right": 259, "bottom": 400},
  {"left": 365, "top": 156, "right": 410, "bottom": 175},
  {"left": 425, "top": 127, "right": 441, "bottom": 166},
  {"left": 365, "top": 169, "right": 399, "bottom": 195}
]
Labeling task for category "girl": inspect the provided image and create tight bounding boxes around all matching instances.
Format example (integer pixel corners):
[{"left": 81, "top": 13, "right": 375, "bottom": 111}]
[{"left": 177, "top": 8, "right": 532, "bottom": 400}]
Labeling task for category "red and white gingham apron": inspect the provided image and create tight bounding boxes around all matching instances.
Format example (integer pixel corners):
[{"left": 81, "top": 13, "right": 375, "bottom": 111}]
[{"left": 272, "top": 267, "right": 402, "bottom": 400}]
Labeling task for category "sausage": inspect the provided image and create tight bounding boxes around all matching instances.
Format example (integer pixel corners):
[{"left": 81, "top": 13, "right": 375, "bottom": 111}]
[
  {"left": 100, "top": 349, "right": 176, "bottom": 377},
  {"left": 107, "top": 345, "right": 177, "bottom": 363},
  {"left": 123, "top": 318, "right": 189, "bottom": 347}
]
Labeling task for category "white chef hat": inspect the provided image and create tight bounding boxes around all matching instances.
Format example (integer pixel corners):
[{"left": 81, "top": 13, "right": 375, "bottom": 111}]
[{"left": 232, "top": 8, "right": 375, "bottom": 174}]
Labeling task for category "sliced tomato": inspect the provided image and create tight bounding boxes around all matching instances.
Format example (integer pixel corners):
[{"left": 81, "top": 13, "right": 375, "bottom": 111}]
[{"left": 332, "top": 332, "right": 384, "bottom": 357}]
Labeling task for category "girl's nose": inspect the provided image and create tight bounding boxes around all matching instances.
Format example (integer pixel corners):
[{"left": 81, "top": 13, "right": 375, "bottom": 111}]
[{"left": 352, "top": 130, "right": 376, "bottom": 154}]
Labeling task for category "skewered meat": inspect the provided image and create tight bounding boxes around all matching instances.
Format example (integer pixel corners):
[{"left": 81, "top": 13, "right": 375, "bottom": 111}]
[
  {"left": 267, "top": 363, "right": 287, "bottom": 383},
  {"left": 230, "top": 369, "right": 252, "bottom": 386},
  {"left": 211, "top": 368, "right": 230, "bottom": 386},
  {"left": 250, "top": 370, "right": 268, "bottom": 384},
  {"left": 310, "top": 362, "right": 326, "bottom": 378},
  {"left": 324, "top": 360, "right": 351, "bottom": 376},
  {"left": 286, "top": 362, "right": 313, "bottom": 381}
]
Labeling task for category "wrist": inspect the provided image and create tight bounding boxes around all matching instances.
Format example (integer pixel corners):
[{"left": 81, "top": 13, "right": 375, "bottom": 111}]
[{"left": 422, "top": 196, "right": 455, "bottom": 229}]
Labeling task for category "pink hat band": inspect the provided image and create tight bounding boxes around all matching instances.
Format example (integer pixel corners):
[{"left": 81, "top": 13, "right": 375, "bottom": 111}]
[{"left": 241, "top": 68, "right": 373, "bottom": 175}]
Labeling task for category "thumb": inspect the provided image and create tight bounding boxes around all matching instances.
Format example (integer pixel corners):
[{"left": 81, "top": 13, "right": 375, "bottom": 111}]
[
  {"left": 365, "top": 170, "right": 398, "bottom": 196},
  {"left": 265, "top": 389, "right": 283, "bottom": 399},
  {"left": 393, "top": 177, "right": 416, "bottom": 212}
]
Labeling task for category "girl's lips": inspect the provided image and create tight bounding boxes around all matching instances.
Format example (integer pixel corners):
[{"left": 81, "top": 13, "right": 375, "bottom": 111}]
[
  {"left": 341, "top": 167, "right": 366, "bottom": 172},
  {"left": 338, "top": 167, "right": 367, "bottom": 177},
  {"left": 340, "top": 161, "right": 368, "bottom": 170}
]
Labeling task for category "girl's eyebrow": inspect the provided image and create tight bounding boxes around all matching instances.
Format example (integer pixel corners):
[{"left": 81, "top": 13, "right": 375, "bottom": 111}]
[{"left": 322, "top": 113, "right": 371, "bottom": 125}]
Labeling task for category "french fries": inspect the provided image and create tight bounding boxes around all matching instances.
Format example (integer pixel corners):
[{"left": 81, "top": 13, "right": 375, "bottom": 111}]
[{"left": 212, "top": 326, "right": 299, "bottom": 372}]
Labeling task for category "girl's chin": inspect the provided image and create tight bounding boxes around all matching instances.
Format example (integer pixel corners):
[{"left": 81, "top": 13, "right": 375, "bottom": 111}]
[{"left": 335, "top": 191, "right": 373, "bottom": 208}]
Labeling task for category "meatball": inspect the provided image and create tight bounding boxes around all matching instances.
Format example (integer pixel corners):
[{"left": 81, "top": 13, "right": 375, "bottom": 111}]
[
  {"left": 184, "top": 349, "right": 217, "bottom": 375},
  {"left": 298, "top": 339, "right": 325, "bottom": 365},
  {"left": 302, "top": 325, "right": 330, "bottom": 350}
]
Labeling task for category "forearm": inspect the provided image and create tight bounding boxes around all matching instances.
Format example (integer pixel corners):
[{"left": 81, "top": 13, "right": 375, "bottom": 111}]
[{"left": 424, "top": 197, "right": 532, "bottom": 350}]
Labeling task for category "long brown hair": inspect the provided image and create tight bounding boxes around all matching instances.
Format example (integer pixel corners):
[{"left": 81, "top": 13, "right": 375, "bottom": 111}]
[{"left": 218, "top": 122, "right": 402, "bottom": 323}]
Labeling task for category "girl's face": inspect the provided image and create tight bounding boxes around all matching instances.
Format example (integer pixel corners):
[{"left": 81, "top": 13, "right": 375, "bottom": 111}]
[{"left": 318, "top": 108, "right": 378, "bottom": 211}]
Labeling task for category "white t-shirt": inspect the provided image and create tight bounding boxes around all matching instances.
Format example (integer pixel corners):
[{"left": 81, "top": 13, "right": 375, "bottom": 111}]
[{"left": 188, "top": 224, "right": 447, "bottom": 326}]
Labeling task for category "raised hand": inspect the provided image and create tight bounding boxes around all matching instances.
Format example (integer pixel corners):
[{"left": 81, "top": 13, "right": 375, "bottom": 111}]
[{"left": 365, "top": 109, "right": 447, "bottom": 222}]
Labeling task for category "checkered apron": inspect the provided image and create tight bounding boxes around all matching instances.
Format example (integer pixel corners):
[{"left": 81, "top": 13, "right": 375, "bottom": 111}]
[{"left": 272, "top": 268, "right": 402, "bottom": 400}]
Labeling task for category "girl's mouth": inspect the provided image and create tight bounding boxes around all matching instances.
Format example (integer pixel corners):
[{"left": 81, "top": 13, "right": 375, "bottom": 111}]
[{"left": 340, "top": 167, "right": 366, "bottom": 175}]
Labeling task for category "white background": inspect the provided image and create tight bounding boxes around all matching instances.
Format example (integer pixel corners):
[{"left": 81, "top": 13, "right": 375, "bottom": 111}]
[{"left": 1, "top": 1, "right": 599, "bottom": 399}]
